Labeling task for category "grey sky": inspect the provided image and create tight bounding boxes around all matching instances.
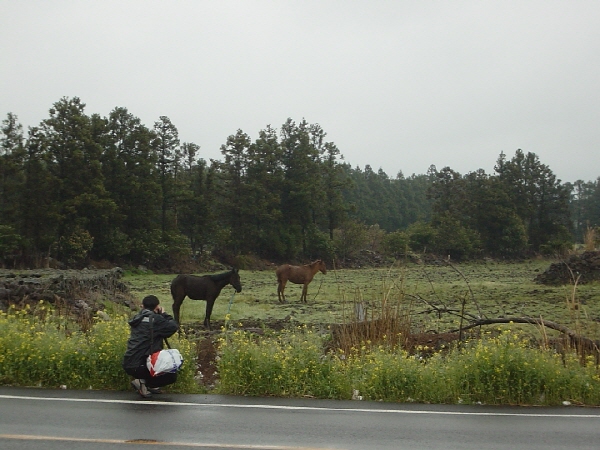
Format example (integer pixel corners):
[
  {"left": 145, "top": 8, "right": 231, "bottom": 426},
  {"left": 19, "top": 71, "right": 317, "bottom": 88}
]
[{"left": 2, "top": 1, "right": 599, "bottom": 183}]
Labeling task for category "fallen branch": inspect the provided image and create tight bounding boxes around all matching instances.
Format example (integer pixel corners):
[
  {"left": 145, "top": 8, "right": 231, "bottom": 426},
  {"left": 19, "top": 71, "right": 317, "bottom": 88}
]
[
  {"left": 408, "top": 294, "right": 479, "bottom": 321},
  {"left": 450, "top": 316, "right": 600, "bottom": 357}
]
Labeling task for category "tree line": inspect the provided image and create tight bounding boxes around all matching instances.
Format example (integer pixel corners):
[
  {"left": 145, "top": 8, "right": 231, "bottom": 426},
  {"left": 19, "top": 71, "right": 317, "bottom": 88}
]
[{"left": 0, "top": 97, "right": 599, "bottom": 269}]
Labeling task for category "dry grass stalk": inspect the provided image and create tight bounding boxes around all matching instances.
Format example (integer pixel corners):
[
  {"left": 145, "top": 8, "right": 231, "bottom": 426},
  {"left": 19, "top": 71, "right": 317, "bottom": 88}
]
[
  {"left": 331, "top": 269, "right": 413, "bottom": 354},
  {"left": 584, "top": 226, "right": 597, "bottom": 251}
]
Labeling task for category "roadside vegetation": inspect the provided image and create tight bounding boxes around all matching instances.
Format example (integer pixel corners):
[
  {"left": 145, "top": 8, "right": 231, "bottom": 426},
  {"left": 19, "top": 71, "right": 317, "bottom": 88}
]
[
  {"left": 0, "top": 302, "right": 199, "bottom": 393},
  {"left": 2, "top": 259, "right": 600, "bottom": 406},
  {"left": 218, "top": 326, "right": 600, "bottom": 405}
]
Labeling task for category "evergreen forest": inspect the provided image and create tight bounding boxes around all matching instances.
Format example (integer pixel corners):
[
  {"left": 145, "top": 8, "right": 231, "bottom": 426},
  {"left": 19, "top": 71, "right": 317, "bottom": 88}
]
[{"left": 1, "top": 97, "right": 599, "bottom": 269}]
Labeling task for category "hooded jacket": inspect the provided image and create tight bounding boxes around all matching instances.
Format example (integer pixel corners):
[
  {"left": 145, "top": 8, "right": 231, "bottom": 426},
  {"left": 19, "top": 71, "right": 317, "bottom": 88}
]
[{"left": 122, "top": 308, "right": 179, "bottom": 370}]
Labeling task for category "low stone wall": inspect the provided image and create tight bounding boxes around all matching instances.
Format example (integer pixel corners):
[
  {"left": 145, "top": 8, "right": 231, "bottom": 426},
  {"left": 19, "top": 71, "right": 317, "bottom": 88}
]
[{"left": 0, "top": 267, "right": 135, "bottom": 315}]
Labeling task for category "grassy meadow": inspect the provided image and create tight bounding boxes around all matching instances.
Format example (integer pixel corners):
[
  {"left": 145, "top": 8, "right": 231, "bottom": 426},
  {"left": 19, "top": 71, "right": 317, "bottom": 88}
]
[{"left": 125, "top": 259, "right": 600, "bottom": 339}]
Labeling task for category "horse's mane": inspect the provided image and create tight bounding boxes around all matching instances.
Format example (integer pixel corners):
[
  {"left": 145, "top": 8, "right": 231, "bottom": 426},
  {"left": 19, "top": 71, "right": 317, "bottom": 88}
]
[{"left": 208, "top": 269, "right": 234, "bottom": 282}]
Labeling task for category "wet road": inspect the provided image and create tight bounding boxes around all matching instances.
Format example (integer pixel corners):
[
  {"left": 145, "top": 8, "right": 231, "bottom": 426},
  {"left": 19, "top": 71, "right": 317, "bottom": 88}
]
[{"left": 1, "top": 387, "right": 599, "bottom": 449}]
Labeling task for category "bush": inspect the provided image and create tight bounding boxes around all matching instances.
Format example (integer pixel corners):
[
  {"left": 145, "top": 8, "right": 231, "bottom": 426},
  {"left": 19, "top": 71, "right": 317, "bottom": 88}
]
[
  {"left": 439, "top": 331, "right": 600, "bottom": 405},
  {"left": 539, "top": 225, "right": 573, "bottom": 257},
  {"left": 332, "top": 220, "right": 368, "bottom": 261},
  {"left": 0, "top": 304, "right": 128, "bottom": 389},
  {"left": 406, "top": 221, "right": 436, "bottom": 253},
  {"left": 432, "top": 213, "right": 481, "bottom": 260},
  {"left": 305, "top": 225, "right": 335, "bottom": 261},
  {"left": 216, "top": 328, "right": 600, "bottom": 405},
  {"left": 381, "top": 230, "right": 409, "bottom": 257},
  {"left": 60, "top": 226, "right": 94, "bottom": 266},
  {"left": 486, "top": 212, "right": 527, "bottom": 257},
  {"left": 350, "top": 347, "right": 422, "bottom": 402},
  {"left": 0, "top": 303, "right": 199, "bottom": 392},
  {"left": 218, "top": 327, "right": 351, "bottom": 399},
  {"left": 129, "top": 229, "right": 168, "bottom": 265}
]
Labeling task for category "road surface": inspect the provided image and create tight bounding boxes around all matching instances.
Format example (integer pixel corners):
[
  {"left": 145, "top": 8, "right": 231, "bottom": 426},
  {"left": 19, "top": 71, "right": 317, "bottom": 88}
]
[{"left": 1, "top": 387, "right": 599, "bottom": 449}]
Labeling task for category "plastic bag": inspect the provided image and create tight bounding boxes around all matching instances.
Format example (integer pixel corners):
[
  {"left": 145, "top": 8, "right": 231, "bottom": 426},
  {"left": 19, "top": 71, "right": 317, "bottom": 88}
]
[{"left": 147, "top": 348, "right": 184, "bottom": 376}]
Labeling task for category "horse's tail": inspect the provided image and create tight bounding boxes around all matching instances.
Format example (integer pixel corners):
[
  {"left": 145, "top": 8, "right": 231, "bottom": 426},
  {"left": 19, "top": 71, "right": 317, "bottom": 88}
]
[
  {"left": 275, "top": 265, "right": 286, "bottom": 283},
  {"left": 170, "top": 275, "right": 187, "bottom": 325}
]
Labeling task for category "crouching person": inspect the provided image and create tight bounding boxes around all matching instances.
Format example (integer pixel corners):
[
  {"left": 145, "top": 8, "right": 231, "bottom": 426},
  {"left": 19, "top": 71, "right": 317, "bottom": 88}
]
[{"left": 122, "top": 295, "right": 179, "bottom": 398}]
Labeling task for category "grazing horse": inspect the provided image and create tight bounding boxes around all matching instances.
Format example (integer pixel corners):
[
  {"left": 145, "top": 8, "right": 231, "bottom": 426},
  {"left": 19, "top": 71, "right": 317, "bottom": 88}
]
[
  {"left": 170, "top": 268, "right": 242, "bottom": 329},
  {"left": 276, "top": 259, "right": 327, "bottom": 303}
]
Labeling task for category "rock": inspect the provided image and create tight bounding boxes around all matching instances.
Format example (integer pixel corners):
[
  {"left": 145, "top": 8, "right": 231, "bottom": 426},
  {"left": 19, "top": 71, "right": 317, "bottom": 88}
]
[
  {"left": 74, "top": 299, "right": 91, "bottom": 311},
  {"left": 96, "top": 311, "right": 111, "bottom": 321}
]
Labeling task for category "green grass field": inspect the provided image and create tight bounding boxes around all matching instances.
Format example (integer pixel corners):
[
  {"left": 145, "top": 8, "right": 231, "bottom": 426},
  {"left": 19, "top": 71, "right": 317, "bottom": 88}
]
[{"left": 124, "top": 259, "right": 600, "bottom": 339}]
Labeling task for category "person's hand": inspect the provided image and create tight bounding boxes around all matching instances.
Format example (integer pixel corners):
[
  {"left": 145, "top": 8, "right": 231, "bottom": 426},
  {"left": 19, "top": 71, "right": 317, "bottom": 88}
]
[{"left": 154, "top": 305, "right": 164, "bottom": 314}]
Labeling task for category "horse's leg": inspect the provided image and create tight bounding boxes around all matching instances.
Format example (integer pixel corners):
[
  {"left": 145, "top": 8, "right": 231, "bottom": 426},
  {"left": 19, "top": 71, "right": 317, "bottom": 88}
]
[
  {"left": 301, "top": 283, "right": 308, "bottom": 303},
  {"left": 204, "top": 298, "right": 215, "bottom": 330},
  {"left": 277, "top": 280, "right": 287, "bottom": 303}
]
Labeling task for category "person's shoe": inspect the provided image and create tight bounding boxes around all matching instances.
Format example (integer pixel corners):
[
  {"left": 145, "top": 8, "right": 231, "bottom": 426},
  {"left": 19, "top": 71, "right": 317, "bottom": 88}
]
[
  {"left": 130, "top": 378, "right": 141, "bottom": 391},
  {"left": 147, "top": 387, "right": 162, "bottom": 394},
  {"left": 131, "top": 379, "right": 152, "bottom": 398}
]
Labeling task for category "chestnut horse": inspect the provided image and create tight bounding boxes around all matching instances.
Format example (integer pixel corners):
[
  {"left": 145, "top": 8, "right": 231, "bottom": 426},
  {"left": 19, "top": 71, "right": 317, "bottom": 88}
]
[
  {"left": 276, "top": 259, "right": 327, "bottom": 303},
  {"left": 170, "top": 268, "right": 242, "bottom": 329}
]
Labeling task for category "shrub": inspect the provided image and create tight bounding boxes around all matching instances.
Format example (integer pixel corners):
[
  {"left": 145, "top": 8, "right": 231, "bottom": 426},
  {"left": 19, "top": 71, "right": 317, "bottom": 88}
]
[
  {"left": 350, "top": 346, "right": 422, "bottom": 402},
  {"left": 305, "top": 224, "right": 335, "bottom": 261},
  {"left": 406, "top": 221, "right": 436, "bottom": 253},
  {"left": 216, "top": 327, "right": 600, "bottom": 406},
  {"left": 0, "top": 303, "right": 199, "bottom": 392},
  {"left": 218, "top": 327, "right": 351, "bottom": 399},
  {"left": 60, "top": 226, "right": 94, "bottom": 266},
  {"left": 539, "top": 225, "right": 573, "bottom": 257},
  {"left": 381, "top": 230, "right": 409, "bottom": 257},
  {"left": 332, "top": 220, "right": 368, "bottom": 261},
  {"left": 440, "top": 331, "right": 600, "bottom": 405},
  {"left": 432, "top": 213, "right": 481, "bottom": 260}
]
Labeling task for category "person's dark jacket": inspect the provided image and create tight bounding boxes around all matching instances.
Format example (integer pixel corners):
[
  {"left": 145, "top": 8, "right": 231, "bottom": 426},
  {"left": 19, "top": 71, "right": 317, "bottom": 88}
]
[{"left": 122, "top": 309, "right": 179, "bottom": 370}]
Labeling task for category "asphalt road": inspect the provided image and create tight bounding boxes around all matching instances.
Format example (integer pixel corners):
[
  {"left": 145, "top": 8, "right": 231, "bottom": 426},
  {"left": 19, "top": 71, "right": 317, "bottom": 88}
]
[{"left": 1, "top": 387, "right": 599, "bottom": 450}]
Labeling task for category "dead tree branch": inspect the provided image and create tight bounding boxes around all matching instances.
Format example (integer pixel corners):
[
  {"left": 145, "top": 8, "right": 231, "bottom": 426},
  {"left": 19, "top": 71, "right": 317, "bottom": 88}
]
[{"left": 450, "top": 316, "right": 600, "bottom": 358}]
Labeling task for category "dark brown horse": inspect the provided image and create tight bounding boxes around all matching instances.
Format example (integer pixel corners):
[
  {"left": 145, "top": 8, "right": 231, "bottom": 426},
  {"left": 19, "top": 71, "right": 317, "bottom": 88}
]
[
  {"left": 276, "top": 259, "right": 327, "bottom": 303},
  {"left": 171, "top": 268, "right": 242, "bottom": 329}
]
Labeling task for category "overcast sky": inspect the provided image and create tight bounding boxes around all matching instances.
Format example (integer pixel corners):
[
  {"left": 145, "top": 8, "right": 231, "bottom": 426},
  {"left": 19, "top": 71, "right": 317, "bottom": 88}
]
[{"left": 2, "top": 1, "right": 599, "bottom": 183}]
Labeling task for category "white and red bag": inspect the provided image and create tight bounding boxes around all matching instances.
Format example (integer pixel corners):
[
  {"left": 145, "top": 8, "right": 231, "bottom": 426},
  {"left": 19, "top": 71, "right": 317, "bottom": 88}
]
[{"left": 146, "top": 349, "right": 184, "bottom": 376}]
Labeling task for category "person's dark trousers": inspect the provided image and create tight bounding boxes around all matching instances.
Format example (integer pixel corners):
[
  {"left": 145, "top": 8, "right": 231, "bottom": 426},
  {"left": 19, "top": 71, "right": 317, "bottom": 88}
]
[{"left": 125, "top": 364, "right": 178, "bottom": 388}]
